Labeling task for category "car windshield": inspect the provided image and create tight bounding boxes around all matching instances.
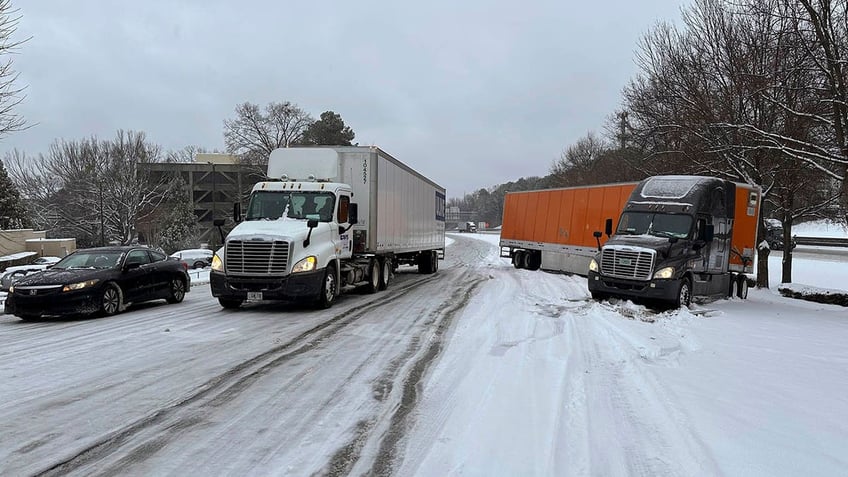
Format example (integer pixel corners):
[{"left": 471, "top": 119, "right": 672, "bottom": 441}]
[
  {"left": 53, "top": 251, "right": 125, "bottom": 270},
  {"left": 245, "top": 191, "right": 335, "bottom": 222},
  {"left": 616, "top": 212, "right": 693, "bottom": 239}
]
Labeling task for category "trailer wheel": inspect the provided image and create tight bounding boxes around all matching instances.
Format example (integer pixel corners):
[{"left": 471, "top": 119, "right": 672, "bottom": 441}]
[
  {"left": 379, "top": 257, "right": 391, "bottom": 290},
  {"left": 431, "top": 251, "right": 439, "bottom": 273},
  {"left": 317, "top": 263, "right": 337, "bottom": 309},
  {"left": 513, "top": 251, "right": 524, "bottom": 269},
  {"left": 736, "top": 274, "right": 749, "bottom": 299},
  {"left": 417, "top": 252, "right": 430, "bottom": 274},
  {"left": 366, "top": 259, "right": 380, "bottom": 293},
  {"left": 526, "top": 251, "right": 541, "bottom": 271},
  {"left": 675, "top": 277, "right": 692, "bottom": 308}
]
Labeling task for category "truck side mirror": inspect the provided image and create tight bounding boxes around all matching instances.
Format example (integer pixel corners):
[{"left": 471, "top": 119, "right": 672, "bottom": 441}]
[
  {"left": 233, "top": 202, "right": 242, "bottom": 223},
  {"left": 604, "top": 218, "right": 613, "bottom": 237},
  {"left": 348, "top": 203, "right": 359, "bottom": 225},
  {"left": 704, "top": 224, "right": 714, "bottom": 242},
  {"left": 593, "top": 231, "right": 602, "bottom": 238}
]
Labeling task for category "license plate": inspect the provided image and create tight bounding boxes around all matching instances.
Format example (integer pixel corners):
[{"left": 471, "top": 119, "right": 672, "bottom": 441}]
[{"left": 247, "top": 292, "right": 263, "bottom": 301}]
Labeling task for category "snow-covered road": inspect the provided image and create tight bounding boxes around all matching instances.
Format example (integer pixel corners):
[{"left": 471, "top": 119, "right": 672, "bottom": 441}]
[{"left": 1, "top": 234, "right": 846, "bottom": 476}]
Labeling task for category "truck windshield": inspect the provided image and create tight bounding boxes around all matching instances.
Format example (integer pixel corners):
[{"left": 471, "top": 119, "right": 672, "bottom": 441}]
[
  {"left": 245, "top": 191, "right": 336, "bottom": 222},
  {"left": 616, "top": 212, "right": 692, "bottom": 239}
]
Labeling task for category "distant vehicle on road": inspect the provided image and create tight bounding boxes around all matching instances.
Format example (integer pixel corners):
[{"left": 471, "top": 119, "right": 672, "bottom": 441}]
[
  {"left": 764, "top": 218, "right": 797, "bottom": 251},
  {"left": 171, "top": 249, "right": 213, "bottom": 269},
  {"left": 4, "top": 246, "right": 190, "bottom": 320},
  {"left": 458, "top": 221, "right": 478, "bottom": 233}
]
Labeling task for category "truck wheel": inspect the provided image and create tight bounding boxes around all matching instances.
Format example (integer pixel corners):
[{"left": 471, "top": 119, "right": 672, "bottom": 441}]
[
  {"left": 317, "top": 264, "right": 337, "bottom": 309},
  {"left": 379, "top": 257, "right": 391, "bottom": 290},
  {"left": 513, "top": 251, "right": 524, "bottom": 269},
  {"left": 431, "top": 251, "right": 439, "bottom": 273},
  {"left": 675, "top": 278, "right": 692, "bottom": 308},
  {"left": 219, "top": 298, "right": 243, "bottom": 309},
  {"left": 366, "top": 259, "right": 380, "bottom": 293},
  {"left": 729, "top": 275, "right": 738, "bottom": 298},
  {"left": 736, "top": 275, "right": 749, "bottom": 299}
]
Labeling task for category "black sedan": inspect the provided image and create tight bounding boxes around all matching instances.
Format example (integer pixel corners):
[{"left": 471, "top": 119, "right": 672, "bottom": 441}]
[{"left": 4, "top": 246, "right": 190, "bottom": 320}]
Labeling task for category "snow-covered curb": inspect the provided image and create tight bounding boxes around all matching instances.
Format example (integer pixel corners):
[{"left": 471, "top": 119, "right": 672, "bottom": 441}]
[
  {"left": 778, "top": 283, "right": 848, "bottom": 307},
  {"left": 188, "top": 269, "right": 210, "bottom": 287}
]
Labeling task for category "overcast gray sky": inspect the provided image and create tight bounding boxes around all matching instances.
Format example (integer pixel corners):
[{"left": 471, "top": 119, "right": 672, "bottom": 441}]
[{"left": 3, "top": 0, "right": 685, "bottom": 198}]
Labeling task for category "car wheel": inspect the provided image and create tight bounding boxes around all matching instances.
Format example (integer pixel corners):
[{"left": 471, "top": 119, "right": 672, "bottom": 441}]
[
  {"left": 193, "top": 261, "right": 205, "bottom": 269},
  {"left": 317, "top": 264, "right": 337, "bottom": 309},
  {"left": 166, "top": 277, "right": 186, "bottom": 304},
  {"left": 366, "top": 259, "right": 380, "bottom": 293},
  {"left": 219, "top": 298, "right": 243, "bottom": 309},
  {"left": 675, "top": 277, "right": 692, "bottom": 308},
  {"left": 378, "top": 257, "right": 391, "bottom": 291},
  {"left": 101, "top": 283, "right": 122, "bottom": 316}
]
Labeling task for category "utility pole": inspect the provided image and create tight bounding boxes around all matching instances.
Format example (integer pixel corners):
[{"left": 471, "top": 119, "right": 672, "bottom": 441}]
[
  {"left": 618, "top": 111, "right": 628, "bottom": 150},
  {"left": 99, "top": 180, "right": 105, "bottom": 246},
  {"left": 209, "top": 162, "right": 217, "bottom": 248}
]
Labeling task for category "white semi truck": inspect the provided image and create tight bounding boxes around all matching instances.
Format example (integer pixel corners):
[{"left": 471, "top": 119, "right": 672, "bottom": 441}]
[{"left": 210, "top": 146, "right": 446, "bottom": 309}]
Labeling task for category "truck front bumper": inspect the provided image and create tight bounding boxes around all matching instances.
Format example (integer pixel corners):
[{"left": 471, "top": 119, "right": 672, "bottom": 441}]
[
  {"left": 211, "top": 269, "right": 324, "bottom": 301},
  {"left": 587, "top": 271, "right": 681, "bottom": 303}
]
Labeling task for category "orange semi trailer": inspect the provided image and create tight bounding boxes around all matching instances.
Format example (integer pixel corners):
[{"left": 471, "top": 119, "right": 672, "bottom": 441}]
[{"left": 499, "top": 183, "right": 637, "bottom": 274}]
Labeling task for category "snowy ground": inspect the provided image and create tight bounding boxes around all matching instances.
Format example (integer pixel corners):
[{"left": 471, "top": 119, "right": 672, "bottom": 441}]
[{"left": 1, "top": 231, "right": 846, "bottom": 476}]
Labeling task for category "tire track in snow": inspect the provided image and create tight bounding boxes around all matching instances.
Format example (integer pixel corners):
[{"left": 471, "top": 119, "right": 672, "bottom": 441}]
[
  {"left": 32, "top": 274, "right": 442, "bottom": 477},
  {"left": 321, "top": 268, "right": 487, "bottom": 477},
  {"left": 567, "top": 303, "right": 720, "bottom": 476}
]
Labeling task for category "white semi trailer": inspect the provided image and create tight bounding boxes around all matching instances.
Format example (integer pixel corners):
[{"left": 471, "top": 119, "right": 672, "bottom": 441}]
[{"left": 210, "top": 146, "right": 446, "bottom": 309}]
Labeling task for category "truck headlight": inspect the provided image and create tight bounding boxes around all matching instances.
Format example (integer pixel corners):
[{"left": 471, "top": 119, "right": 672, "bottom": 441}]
[
  {"left": 588, "top": 258, "right": 599, "bottom": 273},
  {"left": 62, "top": 279, "right": 100, "bottom": 292},
  {"left": 653, "top": 267, "right": 674, "bottom": 279},
  {"left": 292, "top": 256, "right": 317, "bottom": 273},
  {"left": 211, "top": 254, "right": 223, "bottom": 272}
]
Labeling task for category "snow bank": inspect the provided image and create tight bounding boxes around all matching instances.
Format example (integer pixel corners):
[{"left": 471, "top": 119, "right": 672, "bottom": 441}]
[{"left": 778, "top": 283, "right": 848, "bottom": 307}]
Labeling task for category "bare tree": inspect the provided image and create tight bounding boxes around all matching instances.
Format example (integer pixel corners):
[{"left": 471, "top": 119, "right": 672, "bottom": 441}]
[
  {"left": 223, "top": 101, "right": 314, "bottom": 166},
  {"left": 620, "top": 0, "right": 847, "bottom": 286},
  {"left": 0, "top": 0, "right": 27, "bottom": 139},
  {"left": 7, "top": 131, "right": 169, "bottom": 246}
]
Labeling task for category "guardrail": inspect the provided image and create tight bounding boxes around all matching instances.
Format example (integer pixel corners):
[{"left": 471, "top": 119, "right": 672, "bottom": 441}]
[{"left": 795, "top": 236, "right": 848, "bottom": 247}]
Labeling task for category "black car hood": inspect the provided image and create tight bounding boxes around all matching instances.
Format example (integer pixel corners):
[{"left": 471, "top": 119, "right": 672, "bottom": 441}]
[{"left": 14, "top": 268, "right": 112, "bottom": 286}]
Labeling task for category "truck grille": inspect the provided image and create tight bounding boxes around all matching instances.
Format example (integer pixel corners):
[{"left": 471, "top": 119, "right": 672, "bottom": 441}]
[
  {"left": 226, "top": 240, "right": 291, "bottom": 276},
  {"left": 600, "top": 247, "right": 654, "bottom": 280}
]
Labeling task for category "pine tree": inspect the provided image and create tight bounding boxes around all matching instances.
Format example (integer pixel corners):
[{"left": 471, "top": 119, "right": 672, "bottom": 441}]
[
  {"left": 0, "top": 158, "right": 30, "bottom": 229},
  {"left": 300, "top": 111, "right": 355, "bottom": 146}
]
